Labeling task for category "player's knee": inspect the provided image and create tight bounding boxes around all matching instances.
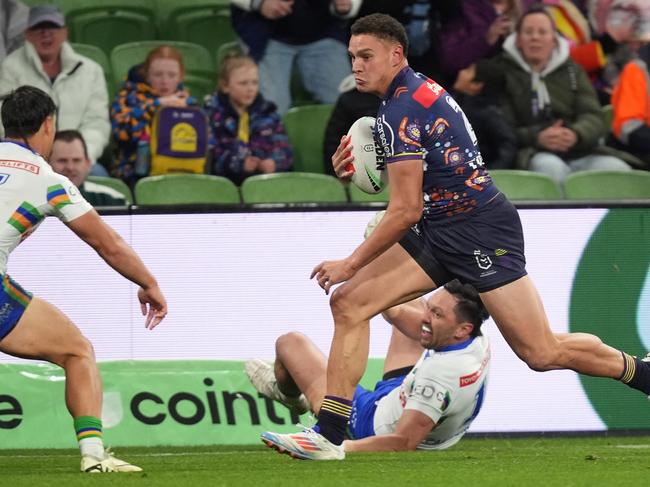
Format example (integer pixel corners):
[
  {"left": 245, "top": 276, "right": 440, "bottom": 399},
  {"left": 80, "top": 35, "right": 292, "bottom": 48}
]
[
  {"left": 53, "top": 335, "right": 96, "bottom": 369},
  {"left": 275, "top": 331, "right": 308, "bottom": 357},
  {"left": 329, "top": 285, "right": 363, "bottom": 324}
]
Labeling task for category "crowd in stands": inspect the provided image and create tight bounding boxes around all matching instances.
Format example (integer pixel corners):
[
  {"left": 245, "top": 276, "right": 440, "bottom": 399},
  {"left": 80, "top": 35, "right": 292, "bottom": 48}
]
[{"left": 0, "top": 0, "right": 649, "bottom": 206}]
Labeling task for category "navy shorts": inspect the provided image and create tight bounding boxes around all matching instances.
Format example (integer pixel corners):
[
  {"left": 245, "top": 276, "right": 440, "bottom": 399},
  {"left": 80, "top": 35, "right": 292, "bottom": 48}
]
[
  {"left": 399, "top": 193, "right": 527, "bottom": 292},
  {"left": 0, "top": 274, "right": 33, "bottom": 340},
  {"left": 348, "top": 375, "right": 406, "bottom": 440}
]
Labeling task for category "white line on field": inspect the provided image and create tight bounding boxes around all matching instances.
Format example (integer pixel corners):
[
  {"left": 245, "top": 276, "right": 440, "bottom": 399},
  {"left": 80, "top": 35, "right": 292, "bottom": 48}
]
[{"left": 0, "top": 451, "right": 260, "bottom": 459}]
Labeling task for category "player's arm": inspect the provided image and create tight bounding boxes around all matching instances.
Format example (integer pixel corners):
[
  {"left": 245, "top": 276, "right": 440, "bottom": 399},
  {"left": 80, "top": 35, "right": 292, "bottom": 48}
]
[
  {"left": 382, "top": 297, "right": 427, "bottom": 341},
  {"left": 66, "top": 209, "right": 167, "bottom": 329},
  {"left": 343, "top": 409, "right": 434, "bottom": 452}
]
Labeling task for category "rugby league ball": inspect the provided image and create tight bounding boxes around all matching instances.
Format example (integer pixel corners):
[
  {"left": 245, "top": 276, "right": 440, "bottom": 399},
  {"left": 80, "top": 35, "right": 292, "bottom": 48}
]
[{"left": 346, "top": 116, "right": 387, "bottom": 194}]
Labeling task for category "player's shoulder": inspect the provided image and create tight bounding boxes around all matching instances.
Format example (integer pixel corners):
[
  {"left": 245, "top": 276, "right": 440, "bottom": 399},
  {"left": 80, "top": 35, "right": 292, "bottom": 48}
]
[{"left": 0, "top": 142, "right": 51, "bottom": 177}]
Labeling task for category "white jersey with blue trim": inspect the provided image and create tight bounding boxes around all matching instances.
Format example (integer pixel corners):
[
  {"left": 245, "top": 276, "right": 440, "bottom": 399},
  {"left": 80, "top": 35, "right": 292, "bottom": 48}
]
[
  {"left": 0, "top": 141, "right": 92, "bottom": 274},
  {"left": 373, "top": 334, "right": 490, "bottom": 450}
]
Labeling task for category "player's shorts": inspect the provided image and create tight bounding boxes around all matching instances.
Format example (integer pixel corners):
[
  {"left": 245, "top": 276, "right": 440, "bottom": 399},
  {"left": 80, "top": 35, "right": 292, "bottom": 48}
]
[
  {"left": 399, "top": 192, "right": 527, "bottom": 292},
  {"left": 348, "top": 374, "right": 407, "bottom": 440},
  {"left": 0, "top": 274, "right": 33, "bottom": 340}
]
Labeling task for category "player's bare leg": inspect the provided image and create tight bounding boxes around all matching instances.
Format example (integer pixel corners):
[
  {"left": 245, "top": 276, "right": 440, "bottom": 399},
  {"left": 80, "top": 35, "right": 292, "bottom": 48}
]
[
  {"left": 382, "top": 325, "right": 424, "bottom": 376},
  {"left": 0, "top": 297, "right": 141, "bottom": 472},
  {"left": 480, "top": 275, "right": 625, "bottom": 377}
]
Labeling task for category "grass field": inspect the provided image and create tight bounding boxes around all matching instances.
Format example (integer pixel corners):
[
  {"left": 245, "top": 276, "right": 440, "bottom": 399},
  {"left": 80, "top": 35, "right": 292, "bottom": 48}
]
[{"left": 1, "top": 435, "right": 649, "bottom": 486}]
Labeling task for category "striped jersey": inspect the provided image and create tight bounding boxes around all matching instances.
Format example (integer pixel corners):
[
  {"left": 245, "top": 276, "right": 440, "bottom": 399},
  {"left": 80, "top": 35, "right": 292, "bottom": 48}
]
[
  {"left": 373, "top": 334, "right": 490, "bottom": 450},
  {"left": 0, "top": 141, "right": 92, "bottom": 274}
]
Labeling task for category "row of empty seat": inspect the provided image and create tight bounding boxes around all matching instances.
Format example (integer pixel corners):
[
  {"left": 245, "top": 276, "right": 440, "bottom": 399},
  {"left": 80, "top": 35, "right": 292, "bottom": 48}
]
[{"left": 88, "top": 169, "right": 650, "bottom": 207}]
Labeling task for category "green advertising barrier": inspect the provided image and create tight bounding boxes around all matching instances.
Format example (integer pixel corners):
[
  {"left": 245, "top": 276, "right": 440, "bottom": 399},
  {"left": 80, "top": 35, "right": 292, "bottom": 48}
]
[
  {"left": 0, "top": 359, "right": 385, "bottom": 449},
  {"left": 570, "top": 209, "right": 650, "bottom": 429}
]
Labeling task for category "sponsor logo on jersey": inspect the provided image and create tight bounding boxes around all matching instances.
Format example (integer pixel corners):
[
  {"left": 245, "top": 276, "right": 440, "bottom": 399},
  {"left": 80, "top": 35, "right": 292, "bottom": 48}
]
[
  {"left": 0, "top": 160, "right": 39, "bottom": 174},
  {"left": 459, "top": 351, "right": 490, "bottom": 388},
  {"left": 412, "top": 80, "right": 444, "bottom": 108},
  {"left": 375, "top": 114, "right": 394, "bottom": 158}
]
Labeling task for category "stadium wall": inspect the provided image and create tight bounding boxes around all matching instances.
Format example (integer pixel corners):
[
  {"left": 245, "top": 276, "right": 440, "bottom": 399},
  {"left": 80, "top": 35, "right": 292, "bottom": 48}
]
[{"left": 0, "top": 206, "right": 648, "bottom": 448}]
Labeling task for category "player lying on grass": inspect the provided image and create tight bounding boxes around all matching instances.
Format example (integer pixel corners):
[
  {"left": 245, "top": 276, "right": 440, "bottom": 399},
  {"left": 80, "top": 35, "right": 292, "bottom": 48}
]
[{"left": 248, "top": 278, "right": 490, "bottom": 458}]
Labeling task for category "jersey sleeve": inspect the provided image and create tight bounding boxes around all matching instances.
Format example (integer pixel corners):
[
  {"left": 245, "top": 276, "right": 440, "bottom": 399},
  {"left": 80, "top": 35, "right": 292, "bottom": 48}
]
[
  {"left": 45, "top": 172, "right": 93, "bottom": 223},
  {"left": 403, "top": 356, "right": 456, "bottom": 423}
]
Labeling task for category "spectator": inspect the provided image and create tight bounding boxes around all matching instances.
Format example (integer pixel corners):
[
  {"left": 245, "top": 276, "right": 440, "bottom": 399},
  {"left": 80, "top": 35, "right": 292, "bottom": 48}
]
[
  {"left": 488, "top": 5, "right": 631, "bottom": 185},
  {"left": 204, "top": 52, "right": 293, "bottom": 185},
  {"left": 50, "top": 130, "right": 127, "bottom": 207},
  {"left": 436, "top": 0, "right": 530, "bottom": 86},
  {"left": 610, "top": 39, "right": 650, "bottom": 166},
  {"left": 0, "top": 0, "right": 28, "bottom": 62},
  {"left": 230, "top": 0, "right": 362, "bottom": 115},
  {"left": 0, "top": 5, "right": 110, "bottom": 174},
  {"left": 110, "top": 45, "right": 196, "bottom": 185}
]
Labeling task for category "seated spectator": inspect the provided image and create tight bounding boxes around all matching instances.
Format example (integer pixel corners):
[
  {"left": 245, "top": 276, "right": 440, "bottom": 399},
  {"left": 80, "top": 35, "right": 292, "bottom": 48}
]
[
  {"left": 488, "top": 5, "right": 630, "bottom": 186},
  {"left": 110, "top": 45, "right": 196, "bottom": 185},
  {"left": 230, "top": 0, "right": 362, "bottom": 115},
  {"left": 0, "top": 5, "right": 110, "bottom": 174},
  {"left": 610, "top": 39, "right": 650, "bottom": 166},
  {"left": 50, "top": 130, "right": 127, "bottom": 206},
  {"left": 204, "top": 53, "right": 293, "bottom": 185},
  {"left": 323, "top": 75, "right": 380, "bottom": 176},
  {"left": 0, "top": 0, "right": 28, "bottom": 62}
]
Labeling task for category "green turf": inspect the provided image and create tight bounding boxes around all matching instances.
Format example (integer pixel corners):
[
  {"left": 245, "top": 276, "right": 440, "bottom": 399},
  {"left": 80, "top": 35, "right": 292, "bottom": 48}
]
[{"left": 1, "top": 436, "right": 648, "bottom": 486}]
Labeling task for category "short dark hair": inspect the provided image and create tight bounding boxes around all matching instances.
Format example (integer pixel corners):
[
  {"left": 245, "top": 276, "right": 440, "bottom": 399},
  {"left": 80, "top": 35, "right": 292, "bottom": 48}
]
[
  {"left": 350, "top": 13, "right": 409, "bottom": 57},
  {"left": 443, "top": 279, "right": 489, "bottom": 337},
  {"left": 1, "top": 85, "right": 57, "bottom": 138},
  {"left": 515, "top": 4, "right": 556, "bottom": 34},
  {"left": 54, "top": 129, "right": 89, "bottom": 159}
]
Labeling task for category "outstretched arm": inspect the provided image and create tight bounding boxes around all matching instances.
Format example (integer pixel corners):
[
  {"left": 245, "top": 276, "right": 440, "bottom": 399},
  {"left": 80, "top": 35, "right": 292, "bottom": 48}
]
[
  {"left": 343, "top": 409, "right": 434, "bottom": 452},
  {"left": 66, "top": 210, "right": 167, "bottom": 329}
]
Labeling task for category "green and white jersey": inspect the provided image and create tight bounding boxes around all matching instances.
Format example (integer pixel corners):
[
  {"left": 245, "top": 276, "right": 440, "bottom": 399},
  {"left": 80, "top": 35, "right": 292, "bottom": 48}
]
[
  {"left": 374, "top": 334, "right": 490, "bottom": 450},
  {"left": 0, "top": 141, "right": 92, "bottom": 274}
]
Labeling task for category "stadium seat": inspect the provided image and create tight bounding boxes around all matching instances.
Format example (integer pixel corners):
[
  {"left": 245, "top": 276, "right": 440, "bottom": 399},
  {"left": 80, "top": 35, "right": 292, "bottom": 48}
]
[
  {"left": 156, "top": 0, "right": 237, "bottom": 58},
  {"left": 58, "top": 1, "right": 158, "bottom": 57},
  {"left": 489, "top": 169, "right": 563, "bottom": 200},
  {"left": 134, "top": 174, "right": 240, "bottom": 205},
  {"left": 70, "top": 42, "right": 115, "bottom": 98},
  {"left": 348, "top": 184, "right": 390, "bottom": 203},
  {"left": 240, "top": 173, "right": 348, "bottom": 204},
  {"left": 564, "top": 170, "right": 650, "bottom": 200},
  {"left": 216, "top": 41, "right": 243, "bottom": 68},
  {"left": 110, "top": 40, "right": 215, "bottom": 89},
  {"left": 86, "top": 176, "right": 134, "bottom": 205},
  {"left": 283, "top": 104, "right": 334, "bottom": 174}
]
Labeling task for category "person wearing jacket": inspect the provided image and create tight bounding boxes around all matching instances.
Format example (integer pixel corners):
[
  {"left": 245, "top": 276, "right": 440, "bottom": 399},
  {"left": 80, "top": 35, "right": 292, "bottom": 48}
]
[
  {"left": 490, "top": 5, "right": 630, "bottom": 185},
  {"left": 204, "top": 52, "right": 292, "bottom": 185},
  {"left": 0, "top": 5, "right": 110, "bottom": 172}
]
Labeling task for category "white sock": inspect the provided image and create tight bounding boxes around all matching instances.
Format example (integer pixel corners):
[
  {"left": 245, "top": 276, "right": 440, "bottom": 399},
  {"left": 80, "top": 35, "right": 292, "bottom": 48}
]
[{"left": 79, "top": 437, "right": 105, "bottom": 458}]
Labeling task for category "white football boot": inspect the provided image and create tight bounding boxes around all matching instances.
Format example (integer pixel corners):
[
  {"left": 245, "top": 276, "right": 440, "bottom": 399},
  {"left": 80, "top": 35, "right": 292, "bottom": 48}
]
[
  {"left": 245, "top": 358, "right": 310, "bottom": 415},
  {"left": 81, "top": 452, "right": 142, "bottom": 473},
  {"left": 261, "top": 428, "right": 345, "bottom": 460}
]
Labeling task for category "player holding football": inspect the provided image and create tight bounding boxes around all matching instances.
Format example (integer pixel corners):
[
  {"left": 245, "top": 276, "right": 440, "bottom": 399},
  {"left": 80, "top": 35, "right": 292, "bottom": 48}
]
[
  {"left": 0, "top": 86, "right": 167, "bottom": 472},
  {"left": 252, "top": 279, "right": 490, "bottom": 457},
  {"left": 262, "top": 14, "right": 650, "bottom": 460}
]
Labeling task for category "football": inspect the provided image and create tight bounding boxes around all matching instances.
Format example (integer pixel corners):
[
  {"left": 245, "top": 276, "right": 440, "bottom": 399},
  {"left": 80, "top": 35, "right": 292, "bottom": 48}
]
[{"left": 346, "top": 116, "right": 387, "bottom": 194}]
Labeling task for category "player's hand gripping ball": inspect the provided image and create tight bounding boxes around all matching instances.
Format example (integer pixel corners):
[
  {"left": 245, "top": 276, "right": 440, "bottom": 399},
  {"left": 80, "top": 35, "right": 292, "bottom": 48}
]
[{"left": 346, "top": 116, "right": 388, "bottom": 194}]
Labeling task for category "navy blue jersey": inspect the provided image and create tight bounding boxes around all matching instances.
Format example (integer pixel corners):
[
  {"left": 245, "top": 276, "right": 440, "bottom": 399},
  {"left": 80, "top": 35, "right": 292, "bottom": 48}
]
[{"left": 375, "top": 67, "right": 498, "bottom": 220}]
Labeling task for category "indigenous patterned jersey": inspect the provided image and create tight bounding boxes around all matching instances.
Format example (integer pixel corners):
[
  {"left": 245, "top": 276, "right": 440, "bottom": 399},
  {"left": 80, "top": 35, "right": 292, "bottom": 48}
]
[
  {"left": 373, "top": 335, "right": 490, "bottom": 450},
  {"left": 0, "top": 141, "right": 92, "bottom": 274},
  {"left": 375, "top": 67, "right": 498, "bottom": 220}
]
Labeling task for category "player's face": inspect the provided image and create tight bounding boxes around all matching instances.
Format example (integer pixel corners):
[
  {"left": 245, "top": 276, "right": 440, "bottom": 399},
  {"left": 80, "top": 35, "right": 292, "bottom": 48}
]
[
  {"left": 49, "top": 138, "right": 91, "bottom": 188},
  {"left": 349, "top": 34, "right": 401, "bottom": 96},
  {"left": 515, "top": 12, "right": 557, "bottom": 68},
  {"left": 221, "top": 63, "right": 259, "bottom": 112},
  {"left": 147, "top": 58, "right": 182, "bottom": 97},
  {"left": 420, "top": 290, "right": 468, "bottom": 349}
]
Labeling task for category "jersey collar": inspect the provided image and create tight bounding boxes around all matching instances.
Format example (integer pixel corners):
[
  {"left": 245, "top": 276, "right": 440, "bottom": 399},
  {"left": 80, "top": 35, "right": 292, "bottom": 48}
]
[
  {"left": 430, "top": 337, "right": 476, "bottom": 355},
  {"left": 1, "top": 139, "right": 37, "bottom": 154},
  {"left": 383, "top": 66, "right": 413, "bottom": 102}
]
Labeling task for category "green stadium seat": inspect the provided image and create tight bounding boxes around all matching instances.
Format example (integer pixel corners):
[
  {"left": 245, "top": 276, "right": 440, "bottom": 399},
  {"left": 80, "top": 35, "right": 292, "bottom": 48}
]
[
  {"left": 564, "top": 170, "right": 650, "bottom": 200},
  {"left": 59, "top": 1, "right": 157, "bottom": 57},
  {"left": 86, "top": 176, "right": 134, "bottom": 205},
  {"left": 110, "top": 40, "right": 214, "bottom": 90},
  {"left": 134, "top": 174, "right": 240, "bottom": 205},
  {"left": 157, "top": 0, "right": 237, "bottom": 58},
  {"left": 69, "top": 42, "right": 115, "bottom": 98},
  {"left": 240, "top": 173, "right": 348, "bottom": 204},
  {"left": 348, "top": 184, "right": 390, "bottom": 203},
  {"left": 489, "top": 169, "right": 563, "bottom": 200},
  {"left": 216, "top": 41, "right": 243, "bottom": 68},
  {"left": 283, "top": 104, "right": 334, "bottom": 174}
]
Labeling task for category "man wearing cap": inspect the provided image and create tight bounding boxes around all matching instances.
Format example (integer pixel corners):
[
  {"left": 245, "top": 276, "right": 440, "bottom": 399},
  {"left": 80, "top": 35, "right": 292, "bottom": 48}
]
[{"left": 0, "top": 5, "right": 110, "bottom": 173}]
